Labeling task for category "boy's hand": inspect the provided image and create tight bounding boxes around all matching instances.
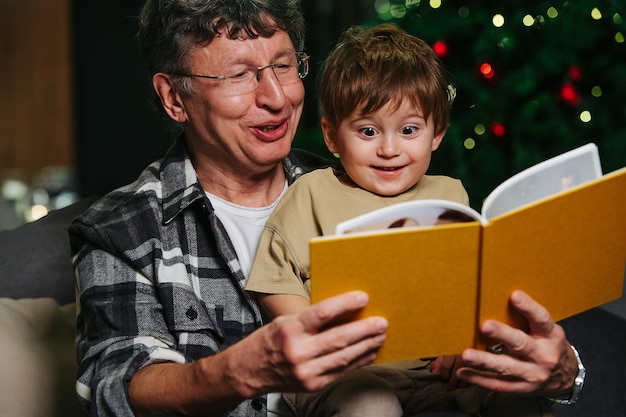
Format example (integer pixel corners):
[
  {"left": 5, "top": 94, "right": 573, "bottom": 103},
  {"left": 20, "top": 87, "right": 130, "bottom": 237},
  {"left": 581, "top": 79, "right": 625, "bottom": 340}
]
[{"left": 431, "top": 355, "right": 469, "bottom": 390}]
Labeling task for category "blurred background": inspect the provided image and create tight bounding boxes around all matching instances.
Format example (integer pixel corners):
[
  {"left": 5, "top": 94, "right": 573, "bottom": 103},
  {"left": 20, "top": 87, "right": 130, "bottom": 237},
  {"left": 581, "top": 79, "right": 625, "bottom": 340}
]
[{"left": 1, "top": 0, "right": 625, "bottom": 227}]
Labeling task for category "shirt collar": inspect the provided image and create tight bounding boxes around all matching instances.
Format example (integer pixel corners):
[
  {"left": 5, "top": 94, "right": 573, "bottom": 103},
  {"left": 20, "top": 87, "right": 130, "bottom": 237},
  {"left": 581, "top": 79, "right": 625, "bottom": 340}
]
[{"left": 159, "top": 134, "right": 305, "bottom": 224}]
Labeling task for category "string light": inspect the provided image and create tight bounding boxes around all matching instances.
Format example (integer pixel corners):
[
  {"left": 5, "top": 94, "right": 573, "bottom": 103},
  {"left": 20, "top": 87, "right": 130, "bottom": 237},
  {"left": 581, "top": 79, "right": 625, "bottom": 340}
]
[
  {"left": 580, "top": 111, "right": 592, "bottom": 123},
  {"left": 492, "top": 14, "right": 505, "bottom": 27},
  {"left": 464, "top": 138, "right": 476, "bottom": 149},
  {"left": 591, "top": 86, "right": 603, "bottom": 97},
  {"left": 480, "top": 62, "right": 495, "bottom": 79},
  {"left": 474, "top": 124, "right": 486, "bottom": 135},
  {"left": 560, "top": 83, "right": 581, "bottom": 106},
  {"left": 591, "top": 8, "right": 602, "bottom": 20},
  {"left": 547, "top": 7, "right": 559, "bottom": 19},
  {"left": 491, "top": 122, "right": 506, "bottom": 137},
  {"left": 568, "top": 66, "right": 582, "bottom": 82},
  {"left": 432, "top": 40, "right": 448, "bottom": 57},
  {"left": 522, "top": 15, "right": 535, "bottom": 27}
]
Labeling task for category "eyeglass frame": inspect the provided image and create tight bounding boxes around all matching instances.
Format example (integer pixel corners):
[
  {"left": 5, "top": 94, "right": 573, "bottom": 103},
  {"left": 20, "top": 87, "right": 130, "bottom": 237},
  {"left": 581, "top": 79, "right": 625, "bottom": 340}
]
[{"left": 170, "top": 51, "right": 309, "bottom": 84}]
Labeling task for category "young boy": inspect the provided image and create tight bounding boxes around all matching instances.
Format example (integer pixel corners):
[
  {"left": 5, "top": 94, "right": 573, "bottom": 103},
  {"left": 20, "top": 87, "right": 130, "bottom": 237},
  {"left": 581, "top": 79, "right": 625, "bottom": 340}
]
[
  {"left": 246, "top": 24, "right": 546, "bottom": 417},
  {"left": 246, "top": 23, "right": 466, "bottom": 318}
]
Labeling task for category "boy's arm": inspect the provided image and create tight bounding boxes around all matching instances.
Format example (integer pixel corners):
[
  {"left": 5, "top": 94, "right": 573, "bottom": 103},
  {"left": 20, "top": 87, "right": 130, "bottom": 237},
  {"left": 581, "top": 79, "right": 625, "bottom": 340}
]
[{"left": 257, "top": 293, "right": 310, "bottom": 318}]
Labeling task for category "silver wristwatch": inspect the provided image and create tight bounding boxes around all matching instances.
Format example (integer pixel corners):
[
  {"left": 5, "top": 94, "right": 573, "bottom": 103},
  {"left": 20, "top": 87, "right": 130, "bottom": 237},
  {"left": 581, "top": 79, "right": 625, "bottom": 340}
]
[{"left": 549, "top": 345, "right": 586, "bottom": 405}]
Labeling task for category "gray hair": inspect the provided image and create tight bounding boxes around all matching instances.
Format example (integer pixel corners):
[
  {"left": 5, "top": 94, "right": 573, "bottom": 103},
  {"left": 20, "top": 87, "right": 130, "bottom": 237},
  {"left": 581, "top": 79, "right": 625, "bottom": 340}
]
[{"left": 138, "top": 0, "right": 305, "bottom": 95}]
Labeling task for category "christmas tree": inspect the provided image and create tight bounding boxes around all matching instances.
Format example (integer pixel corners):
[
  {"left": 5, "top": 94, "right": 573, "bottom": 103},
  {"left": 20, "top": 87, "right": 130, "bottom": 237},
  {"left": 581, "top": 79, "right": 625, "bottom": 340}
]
[{"left": 296, "top": 0, "right": 626, "bottom": 207}]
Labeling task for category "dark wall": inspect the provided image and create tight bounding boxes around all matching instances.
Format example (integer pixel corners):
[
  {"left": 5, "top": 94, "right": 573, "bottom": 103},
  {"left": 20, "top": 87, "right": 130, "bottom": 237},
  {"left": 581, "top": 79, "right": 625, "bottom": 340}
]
[{"left": 73, "top": 1, "right": 174, "bottom": 198}]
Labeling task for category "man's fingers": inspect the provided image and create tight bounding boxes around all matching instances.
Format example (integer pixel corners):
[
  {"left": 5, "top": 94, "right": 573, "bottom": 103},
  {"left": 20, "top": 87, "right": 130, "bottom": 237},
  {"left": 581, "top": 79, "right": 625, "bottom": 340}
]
[
  {"left": 286, "top": 291, "right": 388, "bottom": 365},
  {"left": 299, "top": 291, "right": 370, "bottom": 334},
  {"left": 508, "top": 290, "right": 555, "bottom": 337},
  {"left": 479, "top": 320, "right": 532, "bottom": 359},
  {"left": 458, "top": 349, "right": 538, "bottom": 393}
]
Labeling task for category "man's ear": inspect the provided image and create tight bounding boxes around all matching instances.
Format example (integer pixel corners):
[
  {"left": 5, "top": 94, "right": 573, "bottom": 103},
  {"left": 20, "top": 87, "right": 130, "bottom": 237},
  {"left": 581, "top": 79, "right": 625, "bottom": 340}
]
[
  {"left": 152, "top": 73, "right": 187, "bottom": 123},
  {"left": 431, "top": 129, "right": 446, "bottom": 151},
  {"left": 321, "top": 117, "right": 339, "bottom": 154}
]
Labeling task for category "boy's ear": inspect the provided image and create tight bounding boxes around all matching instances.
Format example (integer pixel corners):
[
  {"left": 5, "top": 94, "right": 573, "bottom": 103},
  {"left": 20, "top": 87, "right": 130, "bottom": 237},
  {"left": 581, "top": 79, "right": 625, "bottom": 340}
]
[
  {"left": 321, "top": 117, "right": 339, "bottom": 154},
  {"left": 153, "top": 73, "right": 188, "bottom": 123},
  {"left": 431, "top": 129, "right": 446, "bottom": 151}
]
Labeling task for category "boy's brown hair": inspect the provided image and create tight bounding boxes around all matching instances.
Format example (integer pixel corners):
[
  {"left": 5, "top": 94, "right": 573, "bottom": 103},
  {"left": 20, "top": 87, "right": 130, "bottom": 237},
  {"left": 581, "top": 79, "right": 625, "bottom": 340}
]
[{"left": 320, "top": 23, "right": 454, "bottom": 135}]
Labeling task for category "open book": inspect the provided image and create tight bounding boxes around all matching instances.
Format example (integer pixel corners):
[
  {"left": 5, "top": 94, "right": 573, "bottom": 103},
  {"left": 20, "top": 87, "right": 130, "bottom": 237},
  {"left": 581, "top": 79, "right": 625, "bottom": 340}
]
[{"left": 309, "top": 143, "right": 626, "bottom": 363}]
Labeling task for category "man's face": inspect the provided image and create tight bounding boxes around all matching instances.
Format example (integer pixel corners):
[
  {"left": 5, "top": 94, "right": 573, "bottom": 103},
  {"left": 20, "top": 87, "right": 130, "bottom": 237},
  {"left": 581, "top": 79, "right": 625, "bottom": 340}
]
[{"left": 177, "top": 30, "right": 305, "bottom": 177}]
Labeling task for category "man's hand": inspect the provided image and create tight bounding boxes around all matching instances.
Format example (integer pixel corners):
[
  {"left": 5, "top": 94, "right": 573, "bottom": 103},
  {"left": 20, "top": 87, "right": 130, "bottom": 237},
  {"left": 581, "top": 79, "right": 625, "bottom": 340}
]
[
  {"left": 456, "top": 290, "right": 578, "bottom": 398},
  {"left": 225, "top": 291, "right": 389, "bottom": 397}
]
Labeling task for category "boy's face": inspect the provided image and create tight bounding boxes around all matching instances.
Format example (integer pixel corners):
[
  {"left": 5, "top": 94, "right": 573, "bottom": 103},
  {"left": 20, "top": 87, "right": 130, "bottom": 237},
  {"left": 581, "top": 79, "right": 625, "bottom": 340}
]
[{"left": 322, "top": 99, "right": 444, "bottom": 196}]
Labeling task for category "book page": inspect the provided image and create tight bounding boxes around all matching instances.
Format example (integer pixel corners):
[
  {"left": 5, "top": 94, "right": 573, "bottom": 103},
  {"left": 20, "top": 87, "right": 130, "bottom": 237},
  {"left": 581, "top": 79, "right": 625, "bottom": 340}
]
[
  {"left": 481, "top": 143, "right": 602, "bottom": 220},
  {"left": 335, "top": 199, "right": 484, "bottom": 235}
]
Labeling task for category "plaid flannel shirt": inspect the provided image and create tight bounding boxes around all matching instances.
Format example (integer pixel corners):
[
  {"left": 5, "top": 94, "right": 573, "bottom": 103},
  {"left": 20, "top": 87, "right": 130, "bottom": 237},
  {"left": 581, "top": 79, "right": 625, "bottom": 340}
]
[{"left": 70, "top": 136, "right": 328, "bottom": 417}]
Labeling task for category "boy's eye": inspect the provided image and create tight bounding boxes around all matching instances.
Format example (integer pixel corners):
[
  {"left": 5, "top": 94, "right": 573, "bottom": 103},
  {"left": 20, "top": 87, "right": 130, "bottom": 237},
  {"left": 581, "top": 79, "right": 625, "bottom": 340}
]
[
  {"left": 359, "top": 127, "right": 378, "bottom": 137},
  {"left": 401, "top": 126, "right": 418, "bottom": 135}
]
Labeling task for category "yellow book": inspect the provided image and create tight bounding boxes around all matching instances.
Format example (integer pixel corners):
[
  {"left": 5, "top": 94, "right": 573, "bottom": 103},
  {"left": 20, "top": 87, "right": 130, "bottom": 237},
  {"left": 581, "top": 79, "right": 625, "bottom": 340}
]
[{"left": 309, "top": 144, "right": 626, "bottom": 363}]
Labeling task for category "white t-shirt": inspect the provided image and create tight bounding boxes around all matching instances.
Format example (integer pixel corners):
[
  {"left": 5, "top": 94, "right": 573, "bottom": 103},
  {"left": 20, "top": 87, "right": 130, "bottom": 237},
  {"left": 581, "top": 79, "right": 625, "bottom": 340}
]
[{"left": 205, "top": 181, "right": 289, "bottom": 281}]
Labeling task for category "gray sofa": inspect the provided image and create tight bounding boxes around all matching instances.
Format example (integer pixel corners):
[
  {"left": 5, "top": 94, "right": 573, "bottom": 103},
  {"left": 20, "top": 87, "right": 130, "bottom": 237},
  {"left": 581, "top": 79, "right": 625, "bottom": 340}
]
[{"left": 1, "top": 199, "right": 624, "bottom": 417}]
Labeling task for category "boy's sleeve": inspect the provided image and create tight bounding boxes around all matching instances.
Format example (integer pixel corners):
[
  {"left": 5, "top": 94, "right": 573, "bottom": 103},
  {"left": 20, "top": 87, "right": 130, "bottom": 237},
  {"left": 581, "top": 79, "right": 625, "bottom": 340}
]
[{"left": 245, "top": 225, "right": 311, "bottom": 300}]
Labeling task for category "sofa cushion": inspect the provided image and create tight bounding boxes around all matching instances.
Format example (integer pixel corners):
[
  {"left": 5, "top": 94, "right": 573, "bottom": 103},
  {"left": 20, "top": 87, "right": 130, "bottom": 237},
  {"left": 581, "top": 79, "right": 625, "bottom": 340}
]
[
  {"left": 0, "top": 198, "right": 96, "bottom": 305},
  {"left": 0, "top": 298, "right": 83, "bottom": 417}
]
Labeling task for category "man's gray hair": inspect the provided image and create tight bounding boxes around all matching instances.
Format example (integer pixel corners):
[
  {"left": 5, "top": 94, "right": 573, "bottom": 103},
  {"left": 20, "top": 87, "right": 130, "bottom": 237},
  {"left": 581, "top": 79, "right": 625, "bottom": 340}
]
[{"left": 138, "top": 0, "right": 305, "bottom": 80}]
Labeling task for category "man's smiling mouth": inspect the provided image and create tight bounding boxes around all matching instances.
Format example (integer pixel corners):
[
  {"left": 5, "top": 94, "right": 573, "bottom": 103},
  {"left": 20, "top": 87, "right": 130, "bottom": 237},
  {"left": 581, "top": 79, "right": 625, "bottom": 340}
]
[{"left": 259, "top": 125, "right": 280, "bottom": 132}]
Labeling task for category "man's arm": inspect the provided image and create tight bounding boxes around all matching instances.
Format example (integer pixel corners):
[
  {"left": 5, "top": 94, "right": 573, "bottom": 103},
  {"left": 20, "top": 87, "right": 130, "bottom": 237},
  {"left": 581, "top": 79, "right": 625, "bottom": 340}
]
[{"left": 129, "top": 291, "right": 388, "bottom": 417}]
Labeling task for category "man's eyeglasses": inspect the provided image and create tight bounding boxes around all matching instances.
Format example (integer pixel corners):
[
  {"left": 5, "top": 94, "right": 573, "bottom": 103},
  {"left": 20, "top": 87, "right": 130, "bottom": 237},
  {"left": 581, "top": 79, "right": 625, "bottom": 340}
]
[{"left": 171, "top": 52, "right": 309, "bottom": 95}]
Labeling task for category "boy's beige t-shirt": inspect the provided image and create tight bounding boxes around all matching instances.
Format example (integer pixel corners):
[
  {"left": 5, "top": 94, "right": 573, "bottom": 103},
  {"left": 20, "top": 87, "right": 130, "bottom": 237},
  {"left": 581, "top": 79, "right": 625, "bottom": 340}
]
[{"left": 245, "top": 167, "right": 468, "bottom": 299}]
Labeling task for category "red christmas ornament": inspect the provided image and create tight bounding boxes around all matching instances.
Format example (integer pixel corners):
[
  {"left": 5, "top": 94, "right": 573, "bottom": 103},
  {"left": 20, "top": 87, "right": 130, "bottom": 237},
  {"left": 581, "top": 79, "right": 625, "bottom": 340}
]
[
  {"left": 432, "top": 40, "right": 448, "bottom": 58},
  {"left": 560, "top": 82, "right": 581, "bottom": 106},
  {"left": 491, "top": 122, "right": 506, "bottom": 137}
]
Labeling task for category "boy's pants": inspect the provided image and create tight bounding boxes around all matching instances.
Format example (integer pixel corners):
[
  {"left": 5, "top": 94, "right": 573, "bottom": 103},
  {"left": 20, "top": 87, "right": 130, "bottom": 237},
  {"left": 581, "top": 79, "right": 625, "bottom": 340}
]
[{"left": 284, "top": 365, "right": 553, "bottom": 417}]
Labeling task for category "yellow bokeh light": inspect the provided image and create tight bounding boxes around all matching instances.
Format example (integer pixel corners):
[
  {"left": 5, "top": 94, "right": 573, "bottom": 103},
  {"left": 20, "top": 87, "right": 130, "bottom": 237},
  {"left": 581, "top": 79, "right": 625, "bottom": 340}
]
[
  {"left": 30, "top": 205, "right": 49, "bottom": 221},
  {"left": 616, "top": 32, "right": 625, "bottom": 43},
  {"left": 591, "top": 86, "right": 603, "bottom": 97},
  {"left": 430, "top": 0, "right": 442, "bottom": 9},
  {"left": 580, "top": 111, "right": 592, "bottom": 123},
  {"left": 492, "top": 14, "right": 505, "bottom": 27},
  {"left": 547, "top": 7, "right": 559, "bottom": 18},
  {"left": 464, "top": 138, "right": 476, "bottom": 149},
  {"left": 591, "top": 8, "right": 602, "bottom": 20},
  {"left": 474, "top": 124, "right": 486, "bottom": 135},
  {"left": 522, "top": 15, "right": 535, "bottom": 27}
]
